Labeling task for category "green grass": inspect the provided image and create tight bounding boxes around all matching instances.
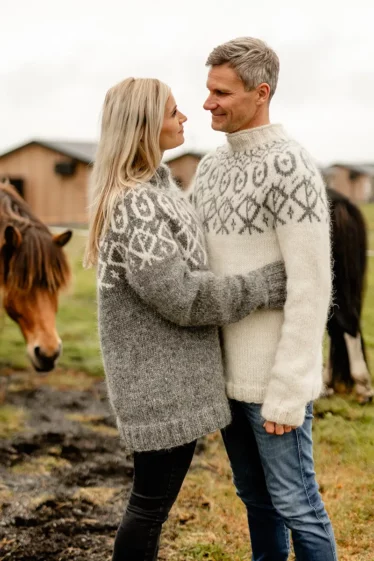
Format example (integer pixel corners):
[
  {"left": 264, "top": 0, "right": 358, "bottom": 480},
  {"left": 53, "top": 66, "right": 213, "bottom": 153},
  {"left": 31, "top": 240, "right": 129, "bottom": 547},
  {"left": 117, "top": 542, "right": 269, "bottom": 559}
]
[
  {"left": 0, "top": 404, "right": 27, "bottom": 438},
  {"left": 56, "top": 233, "right": 102, "bottom": 375},
  {"left": 180, "top": 544, "right": 234, "bottom": 561},
  {"left": 361, "top": 204, "right": 374, "bottom": 374},
  {"left": 361, "top": 202, "right": 374, "bottom": 251}
]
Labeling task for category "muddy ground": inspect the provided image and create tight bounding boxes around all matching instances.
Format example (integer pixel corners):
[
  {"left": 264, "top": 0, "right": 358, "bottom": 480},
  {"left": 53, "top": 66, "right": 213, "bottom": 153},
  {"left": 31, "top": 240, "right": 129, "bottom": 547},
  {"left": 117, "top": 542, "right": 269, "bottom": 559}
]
[{"left": 0, "top": 369, "right": 205, "bottom": 561}]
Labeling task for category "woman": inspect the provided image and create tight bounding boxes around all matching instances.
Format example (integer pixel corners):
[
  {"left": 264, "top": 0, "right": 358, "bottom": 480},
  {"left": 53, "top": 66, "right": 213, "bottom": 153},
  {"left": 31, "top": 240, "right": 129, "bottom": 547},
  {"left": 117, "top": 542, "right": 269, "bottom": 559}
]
[{"left": 84, "top": 77, "right": 286, "bottom": 561}]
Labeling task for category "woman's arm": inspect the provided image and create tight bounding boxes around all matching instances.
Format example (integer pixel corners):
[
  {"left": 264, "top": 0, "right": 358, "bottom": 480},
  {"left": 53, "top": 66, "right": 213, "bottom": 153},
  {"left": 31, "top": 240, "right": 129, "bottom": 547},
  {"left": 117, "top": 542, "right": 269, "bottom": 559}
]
[{"left": 113, "top": 187, "right": 287, "bottom": 326}]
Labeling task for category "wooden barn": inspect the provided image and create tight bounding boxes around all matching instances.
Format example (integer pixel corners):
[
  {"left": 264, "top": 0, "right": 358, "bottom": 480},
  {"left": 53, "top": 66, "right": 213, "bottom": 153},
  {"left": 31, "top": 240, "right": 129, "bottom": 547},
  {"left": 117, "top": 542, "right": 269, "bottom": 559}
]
[
  {"left": 164, "top": 151, "right": 204, "bottom": 190},
  {"left": 322, "top": 163, "right": 374, "bottom": 203},
  {"left": 0, "top": 140, "right": 96, "bottom": 225}
]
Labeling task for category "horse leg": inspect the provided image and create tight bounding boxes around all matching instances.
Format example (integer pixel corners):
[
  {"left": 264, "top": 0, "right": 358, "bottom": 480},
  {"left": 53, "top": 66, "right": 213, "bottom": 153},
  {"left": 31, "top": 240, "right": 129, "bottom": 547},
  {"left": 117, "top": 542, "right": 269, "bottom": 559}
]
[
  {"left": 344, "top": 331, "right": 374, "bottom": 404},
  {"left": 328, "top": 319, "right": 353, "bottom": 394},
  {"left": 321, "top": 335, "right": 334, "bottom": 397}
]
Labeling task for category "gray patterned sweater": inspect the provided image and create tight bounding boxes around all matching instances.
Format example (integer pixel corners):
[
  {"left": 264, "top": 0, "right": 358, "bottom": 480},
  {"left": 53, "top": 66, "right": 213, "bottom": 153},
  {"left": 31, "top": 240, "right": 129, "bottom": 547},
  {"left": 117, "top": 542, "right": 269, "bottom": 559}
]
[
  {"left": 97, "top": 165, "right": 286, "bottom": 452},
  {"left": 193, "top": 124, "right": 332, "bottom": 427}
]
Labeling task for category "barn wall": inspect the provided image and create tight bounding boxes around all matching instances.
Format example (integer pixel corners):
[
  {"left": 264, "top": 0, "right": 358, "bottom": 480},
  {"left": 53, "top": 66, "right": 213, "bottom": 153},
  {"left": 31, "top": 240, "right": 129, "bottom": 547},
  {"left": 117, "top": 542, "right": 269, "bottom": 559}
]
[
  {"left": 325, "top": 167, "right": 372, "bottom": 203},
  {"left": 0, "top": 144, "right": 90, "bottom": 224},
  {"left": 167, "top": 155, "right": 202, "bottom": 190}
]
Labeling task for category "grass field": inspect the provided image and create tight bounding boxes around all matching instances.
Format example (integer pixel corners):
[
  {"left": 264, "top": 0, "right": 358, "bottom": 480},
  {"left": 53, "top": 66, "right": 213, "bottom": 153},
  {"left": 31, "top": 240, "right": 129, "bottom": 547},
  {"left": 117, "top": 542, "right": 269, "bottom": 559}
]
[
  {"left": 364, "top": 202, "right": 374, "bottom": 253},
  {"left": 1, "top": 205, "right": 374, "bottom": 560}
]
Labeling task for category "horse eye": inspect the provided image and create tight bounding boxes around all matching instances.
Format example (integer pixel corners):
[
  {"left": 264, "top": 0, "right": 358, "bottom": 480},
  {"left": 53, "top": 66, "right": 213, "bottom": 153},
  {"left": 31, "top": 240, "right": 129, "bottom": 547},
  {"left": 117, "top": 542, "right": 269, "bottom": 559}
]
[{"left": 6, "top": 308, "right": 23, "bottom": 322}]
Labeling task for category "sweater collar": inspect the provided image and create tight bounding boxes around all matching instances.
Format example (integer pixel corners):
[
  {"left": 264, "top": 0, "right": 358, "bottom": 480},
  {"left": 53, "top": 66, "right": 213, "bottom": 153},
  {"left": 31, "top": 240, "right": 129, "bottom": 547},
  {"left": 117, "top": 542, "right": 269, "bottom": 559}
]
[
  {"left": 149, "top": 164, "right": 172, "bottom": 188},
  {"left": 226, "top": 123, "right": 288, "bottom": 152}
]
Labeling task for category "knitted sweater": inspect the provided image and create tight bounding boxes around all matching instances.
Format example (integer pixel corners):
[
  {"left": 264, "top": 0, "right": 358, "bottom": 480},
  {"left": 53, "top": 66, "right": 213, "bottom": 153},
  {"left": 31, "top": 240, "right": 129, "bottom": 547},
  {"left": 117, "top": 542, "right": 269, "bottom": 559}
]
[
  {"left": 193, "top": 124, "right": 332, "bottom": 427},
  {"left": 97, "top": 164, "right": 286, "bottom": 452}
]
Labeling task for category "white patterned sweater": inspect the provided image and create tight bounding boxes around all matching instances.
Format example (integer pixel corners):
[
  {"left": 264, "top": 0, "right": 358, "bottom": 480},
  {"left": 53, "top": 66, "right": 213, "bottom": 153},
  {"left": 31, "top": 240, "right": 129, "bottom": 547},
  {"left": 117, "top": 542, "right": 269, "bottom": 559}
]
[{"left": 193, "top": 124, "right": 332, "bottom": 427}]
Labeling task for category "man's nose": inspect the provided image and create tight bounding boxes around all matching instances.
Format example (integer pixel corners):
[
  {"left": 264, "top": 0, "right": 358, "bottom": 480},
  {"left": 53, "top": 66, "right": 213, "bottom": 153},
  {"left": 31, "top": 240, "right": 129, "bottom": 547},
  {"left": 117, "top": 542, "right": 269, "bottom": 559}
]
[{"left": 203, "top": 96, "right": 217, "bottom": 111}]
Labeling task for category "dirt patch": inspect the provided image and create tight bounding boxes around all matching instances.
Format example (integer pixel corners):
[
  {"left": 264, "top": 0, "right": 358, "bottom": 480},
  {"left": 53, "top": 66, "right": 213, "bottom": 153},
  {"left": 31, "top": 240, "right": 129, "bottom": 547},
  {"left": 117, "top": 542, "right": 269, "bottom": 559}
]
[
  {"left": 0, "top": 369, "right": 134, "bottom": 561},
  {"left": 0, "top": 369, "right": 207, "bottom": 560}
]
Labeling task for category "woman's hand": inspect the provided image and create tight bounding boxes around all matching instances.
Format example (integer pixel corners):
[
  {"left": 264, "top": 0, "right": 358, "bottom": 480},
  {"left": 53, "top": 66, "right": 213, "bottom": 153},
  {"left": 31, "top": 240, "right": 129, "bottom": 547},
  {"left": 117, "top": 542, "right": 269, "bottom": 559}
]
[{"left": 263, "top": 421, "right": 297, "bottom": 435}]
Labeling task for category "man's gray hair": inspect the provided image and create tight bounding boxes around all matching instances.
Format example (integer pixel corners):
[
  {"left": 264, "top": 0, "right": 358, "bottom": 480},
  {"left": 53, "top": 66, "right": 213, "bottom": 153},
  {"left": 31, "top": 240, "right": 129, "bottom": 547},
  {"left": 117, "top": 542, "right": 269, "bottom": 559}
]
[{"left": 206, "top": 37, "right": 279, "bottom": 100}]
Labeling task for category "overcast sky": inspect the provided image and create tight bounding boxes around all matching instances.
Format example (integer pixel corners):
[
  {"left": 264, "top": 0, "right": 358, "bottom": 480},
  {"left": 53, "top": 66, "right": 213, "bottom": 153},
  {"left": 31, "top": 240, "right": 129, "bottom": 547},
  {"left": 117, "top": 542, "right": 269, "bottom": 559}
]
[{"left": 1, "top": 0, "right": 373, "bottom": 165}]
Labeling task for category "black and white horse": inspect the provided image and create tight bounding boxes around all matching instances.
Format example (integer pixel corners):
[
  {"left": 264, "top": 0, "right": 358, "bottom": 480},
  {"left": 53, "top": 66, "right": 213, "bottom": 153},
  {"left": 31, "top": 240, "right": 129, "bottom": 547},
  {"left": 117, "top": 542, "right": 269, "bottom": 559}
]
[{"left": 324, "top": 188, "right": 373, "bottom": 403}]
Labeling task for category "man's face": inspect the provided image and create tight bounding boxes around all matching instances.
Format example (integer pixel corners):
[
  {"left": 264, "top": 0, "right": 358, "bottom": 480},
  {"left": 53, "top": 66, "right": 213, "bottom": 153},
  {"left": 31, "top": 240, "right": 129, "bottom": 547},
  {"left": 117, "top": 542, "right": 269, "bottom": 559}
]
[{"left": 203, "top": 64, "right": 260, "bottom": 133}]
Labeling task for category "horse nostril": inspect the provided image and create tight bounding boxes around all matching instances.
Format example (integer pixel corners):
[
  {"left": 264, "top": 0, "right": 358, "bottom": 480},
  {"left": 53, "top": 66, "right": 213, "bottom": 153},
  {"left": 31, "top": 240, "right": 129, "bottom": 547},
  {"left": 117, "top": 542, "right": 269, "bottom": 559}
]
[{"left": 34, "top": 346, "right": 60, "bottom": 362}]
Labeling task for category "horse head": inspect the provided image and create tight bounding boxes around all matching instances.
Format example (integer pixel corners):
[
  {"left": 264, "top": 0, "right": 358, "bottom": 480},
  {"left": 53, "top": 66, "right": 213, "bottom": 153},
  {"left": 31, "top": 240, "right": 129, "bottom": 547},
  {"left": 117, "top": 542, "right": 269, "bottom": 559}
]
[{"left": 0, "top": 184, "right": 72, "bottom": 372}]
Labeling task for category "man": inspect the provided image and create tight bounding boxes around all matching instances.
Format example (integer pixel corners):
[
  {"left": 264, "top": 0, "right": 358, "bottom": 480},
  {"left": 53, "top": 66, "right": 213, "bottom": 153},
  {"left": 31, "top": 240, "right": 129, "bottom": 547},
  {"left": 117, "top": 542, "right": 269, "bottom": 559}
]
[{"left": 192, "top": 37, "right": 337, "bottom": 561}]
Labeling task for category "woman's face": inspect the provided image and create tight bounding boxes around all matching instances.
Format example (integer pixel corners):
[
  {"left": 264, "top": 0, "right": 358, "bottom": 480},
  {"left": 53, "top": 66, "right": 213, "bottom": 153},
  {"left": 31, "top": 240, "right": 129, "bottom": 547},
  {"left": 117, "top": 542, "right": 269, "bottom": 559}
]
[{"left": 159, "top": 94, "right": 187, "bottom": 151}]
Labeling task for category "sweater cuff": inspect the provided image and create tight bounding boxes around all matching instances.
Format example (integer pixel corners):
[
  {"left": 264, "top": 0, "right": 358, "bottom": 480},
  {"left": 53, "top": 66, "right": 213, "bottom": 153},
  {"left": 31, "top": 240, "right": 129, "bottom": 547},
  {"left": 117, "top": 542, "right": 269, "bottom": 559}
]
[
  {"left": 260, "top": 262, "right": 287, "bottom": 310},
  {"left": 261, "top": 400, "right": 307, "bottom": 427}
]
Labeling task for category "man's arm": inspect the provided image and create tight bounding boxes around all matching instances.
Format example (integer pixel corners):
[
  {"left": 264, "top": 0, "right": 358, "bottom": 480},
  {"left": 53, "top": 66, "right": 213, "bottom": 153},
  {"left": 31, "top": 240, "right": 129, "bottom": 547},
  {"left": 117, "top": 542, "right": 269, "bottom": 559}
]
[{"left": 261, "top": 149, "right": 332, "bottom": 428}]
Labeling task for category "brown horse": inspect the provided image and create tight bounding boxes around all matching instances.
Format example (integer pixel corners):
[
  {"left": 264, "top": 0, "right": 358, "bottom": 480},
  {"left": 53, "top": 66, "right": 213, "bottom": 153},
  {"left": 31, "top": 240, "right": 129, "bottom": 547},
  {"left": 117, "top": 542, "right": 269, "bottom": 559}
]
[{"left": 0, "top": 181, "right": 72, "bottom": 372}]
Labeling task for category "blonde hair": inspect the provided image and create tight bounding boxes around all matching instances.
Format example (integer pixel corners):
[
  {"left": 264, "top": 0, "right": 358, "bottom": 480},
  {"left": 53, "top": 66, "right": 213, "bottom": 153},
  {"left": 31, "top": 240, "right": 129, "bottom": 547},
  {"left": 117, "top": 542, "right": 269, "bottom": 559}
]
[
  {"left": 84, "top": 77, "right": 171, "bottom": 267},
  {"left": 206, "top": 37, "right": 279, "bottom": 100}
]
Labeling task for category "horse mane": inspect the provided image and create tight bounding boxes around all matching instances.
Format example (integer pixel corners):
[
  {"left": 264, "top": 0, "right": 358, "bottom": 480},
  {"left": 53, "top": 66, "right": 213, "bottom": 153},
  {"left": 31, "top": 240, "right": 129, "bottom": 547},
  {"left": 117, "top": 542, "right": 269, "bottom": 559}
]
[{"left": 0, "top": 182, "right": 71, "bottom": 293}]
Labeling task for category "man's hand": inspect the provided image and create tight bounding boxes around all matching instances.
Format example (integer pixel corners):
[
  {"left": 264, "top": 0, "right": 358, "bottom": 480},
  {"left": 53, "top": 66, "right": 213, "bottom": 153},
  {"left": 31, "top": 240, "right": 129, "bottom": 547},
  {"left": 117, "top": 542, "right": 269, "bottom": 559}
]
[{"left": 263, "top": 421, "right": 297, "bottom": 435}]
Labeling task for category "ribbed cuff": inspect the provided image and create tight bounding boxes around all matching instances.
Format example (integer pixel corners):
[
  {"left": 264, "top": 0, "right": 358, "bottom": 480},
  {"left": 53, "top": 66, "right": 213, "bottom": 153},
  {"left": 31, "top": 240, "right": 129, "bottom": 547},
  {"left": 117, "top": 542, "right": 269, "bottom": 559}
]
[
  {"left": 261, "top": 401, "right": 307, "bottom": 427},
  {"left": 261, "top": 262, "right": 287, "bottom": 309}
]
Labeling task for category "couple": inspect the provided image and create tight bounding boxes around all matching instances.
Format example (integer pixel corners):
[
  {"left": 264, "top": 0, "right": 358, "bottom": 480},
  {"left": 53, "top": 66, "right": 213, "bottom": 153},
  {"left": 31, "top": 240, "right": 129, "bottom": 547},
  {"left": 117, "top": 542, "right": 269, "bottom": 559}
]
[{"left": 85, "top": 37, "right": 337, "bottom": 561}]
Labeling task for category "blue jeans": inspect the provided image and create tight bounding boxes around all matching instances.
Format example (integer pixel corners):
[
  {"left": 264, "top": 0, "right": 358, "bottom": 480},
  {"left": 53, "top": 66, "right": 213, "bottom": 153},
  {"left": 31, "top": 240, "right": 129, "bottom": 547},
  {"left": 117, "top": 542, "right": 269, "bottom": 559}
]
[{"left": 222, "top": 400, "right": 337, "bottom": 561}]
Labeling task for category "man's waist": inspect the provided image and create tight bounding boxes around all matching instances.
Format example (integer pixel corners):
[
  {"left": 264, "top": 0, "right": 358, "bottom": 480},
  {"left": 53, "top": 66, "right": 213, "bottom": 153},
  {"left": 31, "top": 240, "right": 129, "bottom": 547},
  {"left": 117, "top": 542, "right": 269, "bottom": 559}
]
[{"left": 205, "top": 233, "right": 282, "bottom": 275}]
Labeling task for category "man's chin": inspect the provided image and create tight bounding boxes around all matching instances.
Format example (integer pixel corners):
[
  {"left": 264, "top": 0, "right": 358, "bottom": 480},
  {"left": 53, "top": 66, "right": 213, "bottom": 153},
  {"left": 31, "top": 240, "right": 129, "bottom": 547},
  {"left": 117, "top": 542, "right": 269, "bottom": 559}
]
[{"left": 211, "top": 121, "right": 226, "bottom": 132}]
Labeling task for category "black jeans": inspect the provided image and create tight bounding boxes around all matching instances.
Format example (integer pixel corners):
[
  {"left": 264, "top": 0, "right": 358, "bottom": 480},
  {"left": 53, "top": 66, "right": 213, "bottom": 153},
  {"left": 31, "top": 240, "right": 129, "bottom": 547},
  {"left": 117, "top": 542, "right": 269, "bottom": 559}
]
[{"left": 112, "top": 439, "right": 197, "bottom": 561}]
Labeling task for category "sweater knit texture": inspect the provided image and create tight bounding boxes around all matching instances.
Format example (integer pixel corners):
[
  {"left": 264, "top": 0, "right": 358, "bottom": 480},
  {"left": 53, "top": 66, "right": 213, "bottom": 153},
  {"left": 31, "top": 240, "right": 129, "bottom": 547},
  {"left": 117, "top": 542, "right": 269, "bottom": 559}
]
[
  {"left": 97, "top": 165, "right": 286, "bottom": 452},
  {"left": 193, "top": 123, "right": 332, "bottom": 427}
]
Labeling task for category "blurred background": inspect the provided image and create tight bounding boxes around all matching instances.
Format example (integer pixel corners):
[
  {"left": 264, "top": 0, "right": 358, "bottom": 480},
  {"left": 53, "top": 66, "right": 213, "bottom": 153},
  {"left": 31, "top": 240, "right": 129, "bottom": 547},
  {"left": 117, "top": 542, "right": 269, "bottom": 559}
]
[{"left": 0, "top": 2, "right": 373, "bottom": 560}]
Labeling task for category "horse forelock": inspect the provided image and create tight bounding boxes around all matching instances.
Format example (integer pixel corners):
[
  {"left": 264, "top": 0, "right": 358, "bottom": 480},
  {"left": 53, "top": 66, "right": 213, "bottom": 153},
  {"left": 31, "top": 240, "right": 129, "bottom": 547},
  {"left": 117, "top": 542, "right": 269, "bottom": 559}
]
[{"left": 0, "top": 185, "right": 71, "bottom": 293}]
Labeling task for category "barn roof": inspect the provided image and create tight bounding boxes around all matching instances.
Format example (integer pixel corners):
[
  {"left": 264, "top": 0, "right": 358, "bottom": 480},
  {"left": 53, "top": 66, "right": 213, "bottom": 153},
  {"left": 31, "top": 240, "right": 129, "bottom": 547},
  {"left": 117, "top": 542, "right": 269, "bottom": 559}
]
[
  {"left": 0, "top": 140, "right": 97, "bottom": 164},
  {"left": 327, "top": 162, "right": 374, "bottom": 176},
  {"left": 0, "top": 140, "right": 206, "bottom": 166}
]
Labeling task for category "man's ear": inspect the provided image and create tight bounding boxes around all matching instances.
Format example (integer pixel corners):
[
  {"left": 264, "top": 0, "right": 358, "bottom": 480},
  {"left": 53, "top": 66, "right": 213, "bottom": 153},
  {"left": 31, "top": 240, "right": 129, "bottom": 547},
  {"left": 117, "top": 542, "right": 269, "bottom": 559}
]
[{"left": 257, "top": 83, "right": 271, "bottom": 105}]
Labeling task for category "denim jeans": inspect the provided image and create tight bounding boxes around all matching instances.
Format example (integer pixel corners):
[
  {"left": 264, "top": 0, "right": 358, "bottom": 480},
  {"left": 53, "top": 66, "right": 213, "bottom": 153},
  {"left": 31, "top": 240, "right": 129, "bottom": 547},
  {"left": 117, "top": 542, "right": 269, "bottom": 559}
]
[
  {"left": 112, "top": 440, "right": 196, "bottom": 561},
  {"left": 222, "top": 400, "right": 338, "bottom": 561}
]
